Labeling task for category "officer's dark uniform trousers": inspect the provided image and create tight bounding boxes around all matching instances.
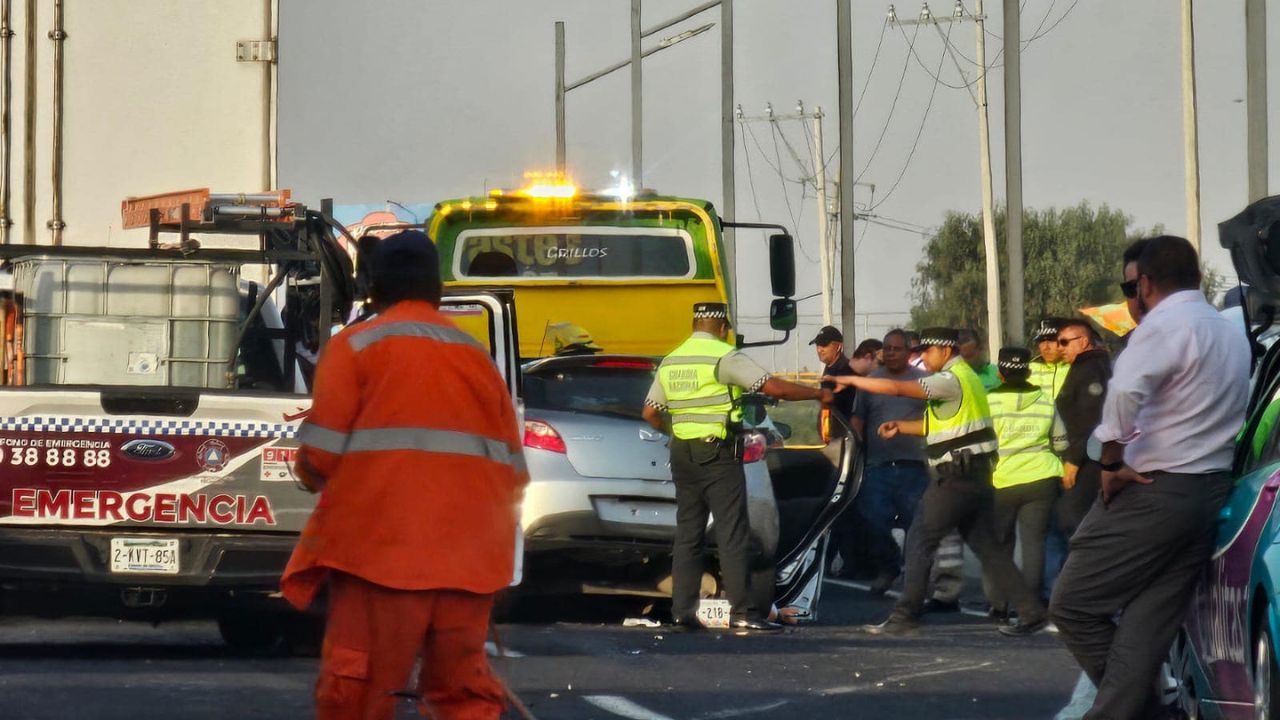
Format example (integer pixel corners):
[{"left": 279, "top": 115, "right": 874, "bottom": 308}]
[
  {"left": 669, "top": 436, "right": 755, "bottom": 623},
  {"left": 897, "top": 453, "right": 1046, "bottom": 623},
  {"left": 1051, "top": 471, "right": 1232, "bottom": 720}
]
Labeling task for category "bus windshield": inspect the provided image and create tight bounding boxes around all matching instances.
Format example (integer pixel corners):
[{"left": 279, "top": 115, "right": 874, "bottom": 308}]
[{"left": 455, "top": 227, "right": 694, "bottom": 280}]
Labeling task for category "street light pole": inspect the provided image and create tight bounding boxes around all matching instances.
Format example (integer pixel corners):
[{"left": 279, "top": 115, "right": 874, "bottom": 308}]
[
  {"left": 555, "top": 22, "right": 566, "bottom": 174},
  {"left": 720, "top": 0, "right": 735, "bottom": 314},
  {"left": 837, "top": 0, "right": 856, "bottom": 343},
  {"left": 1003, "top": 0, "right": 1024, "bottom": 343},
  {"left": 1181, "top": 0, "right": 1202, "bottom": 251},
  {"left": 554, "top": 8, "right": 716, "bottom": 178},
  {"left": 631, "top": 0, "right": 644, "bottom": 187},
  {"left": 1247, "top": 0, "right": 1267, "bottom": 203}
]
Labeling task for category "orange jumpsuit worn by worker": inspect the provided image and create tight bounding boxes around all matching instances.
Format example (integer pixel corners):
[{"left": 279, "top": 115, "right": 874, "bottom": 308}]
[{"left": 281, "top": 299, "right": 527, "bottom": 720}]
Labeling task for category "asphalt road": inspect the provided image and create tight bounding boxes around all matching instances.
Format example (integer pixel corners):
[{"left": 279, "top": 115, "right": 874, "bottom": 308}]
[{"left": 0, "top": 581, "right": 1082, "bottom": 720}]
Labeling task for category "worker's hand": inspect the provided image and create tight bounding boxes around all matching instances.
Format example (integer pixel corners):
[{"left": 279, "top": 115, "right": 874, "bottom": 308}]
[
  {"left": 822, "top": 375, "right": 857, "bottom": 389},
  {"left": 819, "top": 388, "right": 835, "bottom": 406},
  {"left": 1061, "top": 462, "right": 1078, "bottom": 491},
  {"left": 878, "top": 421, "right": 900, "bottom": 439},
  {"left": 1102, "top": 465, "right": 1151, "bottom": 504}
]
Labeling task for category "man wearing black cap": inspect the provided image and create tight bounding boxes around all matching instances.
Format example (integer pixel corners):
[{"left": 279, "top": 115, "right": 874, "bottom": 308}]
[
  {"left": 811, "top": 325, "right": 857, "bottom": 420},
  {"left": 982, "top": 347, "right": 1068, "bottom": 620},
  {"left": 826, "top": 328, "right": 1047, "bottom": 636},
  {"left": 643, "top": 302, "right": 832, "bottom": 632}
]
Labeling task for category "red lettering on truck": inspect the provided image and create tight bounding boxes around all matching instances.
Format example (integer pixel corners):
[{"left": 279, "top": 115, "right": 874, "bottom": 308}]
[{"left": 5, "top": 489, "right": 276, "bottom": 526}]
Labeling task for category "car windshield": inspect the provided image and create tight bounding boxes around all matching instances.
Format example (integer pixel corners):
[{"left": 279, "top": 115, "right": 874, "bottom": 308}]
[{"left": 523, "top": 363, "right": 654, "bottom": 420}]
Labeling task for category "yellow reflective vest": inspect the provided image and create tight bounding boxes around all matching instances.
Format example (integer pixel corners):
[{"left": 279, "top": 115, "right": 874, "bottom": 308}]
[
  {"left": 657, "top": 335, "right": 742, "bottom": 440},
  {"left": 988, "top": 385, "right": 1063, "bottom": 489}
]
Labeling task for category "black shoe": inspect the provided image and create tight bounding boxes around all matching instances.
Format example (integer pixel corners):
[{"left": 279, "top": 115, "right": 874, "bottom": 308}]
[
  {"left": 922, "top": 598, "right": 960, "bottom": 614},
  {"left": 868, "top": 571, "right": 899, "bottom": 596},
  {"left": 860, "top": 611, "right": 919, "bottom": 636},
  {"left": 672, "top": 617, "right": 705, "bottom": 632},
  {"left": 985, "top": 606, "right": 1013, "bottom": 624},
  {"left": 998, "top": 617, "right": 1048, "bottom": 637},
  {"left": 730, "top": 618, "right": 783, "bottom": 633}
]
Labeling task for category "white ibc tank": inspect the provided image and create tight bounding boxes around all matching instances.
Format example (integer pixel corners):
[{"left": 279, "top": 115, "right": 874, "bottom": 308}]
[{"left": 14, "top": 257, "right": 240, "bottom": 388}]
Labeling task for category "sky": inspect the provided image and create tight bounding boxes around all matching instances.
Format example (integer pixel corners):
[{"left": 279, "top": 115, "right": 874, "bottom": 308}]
[{"left": 278, "top": 0, "right": 1272, "bottom": 369}]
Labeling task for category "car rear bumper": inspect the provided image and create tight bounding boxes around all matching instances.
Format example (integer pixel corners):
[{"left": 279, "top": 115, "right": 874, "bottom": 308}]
[{"left": 0, "top": 526, "right": 296, "bottom": 589}]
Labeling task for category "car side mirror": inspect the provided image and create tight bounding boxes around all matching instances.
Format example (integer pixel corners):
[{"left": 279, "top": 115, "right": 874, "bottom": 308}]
[
  {"left": 770, "top": 298, "right": 797, "bottom": 332},
  {"left": 769, "top": 234, "right": 796, "bottom": 298}
]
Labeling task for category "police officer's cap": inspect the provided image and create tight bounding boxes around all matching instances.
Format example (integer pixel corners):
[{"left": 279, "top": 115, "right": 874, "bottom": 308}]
[
  {"left": 369, "top": 230, "right": 440, "bottom": 284},
  {"left": 1032, "top": 318, "right": 1063, "bottom": 342},
  {"left": 998, "top": 346, "right": 1032, "bottom": 377},
  {"left": 911, "top": 327, "right": 958, "bottom": 352},
  {"left": 808, "top": 325, "right": 843, "bottom": 346},
  {"left": 693, "top": 302, "right": 729, "bottom": 320}
]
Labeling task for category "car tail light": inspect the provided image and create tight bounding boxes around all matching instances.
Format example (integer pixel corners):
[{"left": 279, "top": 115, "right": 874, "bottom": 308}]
[
  {"left": 524, "top": 420, "right": 567, "bottom": 454},
  {"left": 742, "top": 431, "right": 767, "bottom": 464}
]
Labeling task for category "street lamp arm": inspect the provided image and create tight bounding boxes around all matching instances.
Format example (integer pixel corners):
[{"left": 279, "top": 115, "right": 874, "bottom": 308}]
[
  {"left": 566, "top": 23, "right": 715, "bottom": 92},
  {"left": 641, "top": 0, "right": 721, "bottom": 38}
]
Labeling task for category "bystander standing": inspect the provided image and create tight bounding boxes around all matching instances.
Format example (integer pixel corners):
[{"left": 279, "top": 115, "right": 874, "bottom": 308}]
[
  {"left": 1051, "top": 236, "right": 1250, "bottom": 718},
  {"left": 1054, "top": 318, "right": 1111, "bottom": 538},
  {"left": 848, "top": 329, "right": 929, "bottom": 592}
]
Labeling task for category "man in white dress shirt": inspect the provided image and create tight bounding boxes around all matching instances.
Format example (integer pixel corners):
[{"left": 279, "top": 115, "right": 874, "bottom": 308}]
[{"left": 1049, "top": 235, "right": 1251, "bottom": 720}]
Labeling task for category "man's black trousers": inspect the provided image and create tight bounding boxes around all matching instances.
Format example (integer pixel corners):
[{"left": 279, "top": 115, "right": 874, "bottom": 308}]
[
  {"left": 1050, "top": 472, "right": 1231, "bottom": 720},
  {"left": 896, "top": 455, "right": 1046, "bottom": 623},
  {"left": 669, "top": 436, "right": 757, "bottom": 623}
]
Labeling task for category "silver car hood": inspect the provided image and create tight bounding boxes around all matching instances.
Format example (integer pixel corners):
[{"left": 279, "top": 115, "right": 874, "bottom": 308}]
[{"left": 527, "top": 408, "right": 670, "bottom": 481}]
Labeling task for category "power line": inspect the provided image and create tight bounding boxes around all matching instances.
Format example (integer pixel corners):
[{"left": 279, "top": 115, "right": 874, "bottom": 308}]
[
  {"left": 823, "top": 17, "right": 893, "bottom": 170},
  {"left": 855, "top": 21, "right": 920, "bottom": 184},
  {"left": 1025, "top": 0, "right": 1081, "bottom": 43},
  {"left": 767, "top": 121, "right": 819, "bottom": 264},
  {"left": 893, "top": 18, "right": 979, "bottom": 91},
  {"left": 869, "top": 18, "right": 952, "bottom": 212},
  {"left": 739, "top": 121, "right": 765, "bottom": 223}
]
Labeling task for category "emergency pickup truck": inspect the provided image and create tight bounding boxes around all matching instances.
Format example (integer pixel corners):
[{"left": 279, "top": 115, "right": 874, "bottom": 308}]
[{"left": 0, "top": 190, "right": 522, "bottom": 651}]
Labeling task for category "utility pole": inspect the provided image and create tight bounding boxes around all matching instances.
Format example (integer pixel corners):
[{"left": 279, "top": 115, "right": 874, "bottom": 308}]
[
  {"left": 974, "top": 0, "right": 1001, "bottom": 358},
  {"left": 555, "top": 22, "right": 566, "bottom": 174},
  {"left": 1181, "top": 0, "right": 1201, "bottom": 251},
  {"left": 1002, "top": 0, "right": 1024, "bottom": 343},
  {"left": 721, "top": 0, "right": 735, "bottom": 312},
  {"left": 739, "top": 103, "right": 865, "bottom": 328},
  {"left": 895, "top": 2, "right": 1001, "bottom": 357},
  {"left": 813, "top": 106, "right": 832, "bottom": 326},
  {"left": 837, "top": 0, "right": 856, "bottom": 342},
  {"left": 631, "top": 0, "right": 644, "bottom": 187},
  {"left": 1247, "top": 0, "right": 1268, "bottom": 203}
]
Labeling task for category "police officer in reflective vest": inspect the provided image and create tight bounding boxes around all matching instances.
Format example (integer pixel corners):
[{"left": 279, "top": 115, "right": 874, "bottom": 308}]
[
  {"left": 825, "top": 328, "right": 1048, "bottom": 636},
  {"left": 1028, "top": 318, "right": 1068, "bottom": 400},
  {"left": 982, "top": 347, "right": 1068, "bottom": 620},
  {"left": 642, "top": 302, "right": 831, "bottom": 632}
]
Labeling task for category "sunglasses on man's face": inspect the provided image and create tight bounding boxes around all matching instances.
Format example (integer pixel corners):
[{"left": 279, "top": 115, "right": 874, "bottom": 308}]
[
  {"left": 1119, "top": 279, "right": 1138, "bottom": 299},
  {"left": 1057, "top": 335, "right": 1087, "bottom": 347}
]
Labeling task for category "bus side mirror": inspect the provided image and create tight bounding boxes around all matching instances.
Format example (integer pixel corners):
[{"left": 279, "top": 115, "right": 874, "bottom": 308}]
[
  {"left": 770, "top": 298, "right": 797, "bottom": 331},
  {"left": 769, "top": 234, "right": 795, "bottom": 298}
]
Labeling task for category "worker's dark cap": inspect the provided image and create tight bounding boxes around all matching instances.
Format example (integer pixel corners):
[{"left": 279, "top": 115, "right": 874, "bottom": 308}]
[
  {"left": 808, "top": 325, "right": 843, "bottom": 346},
  {"left": 1032, "top": 318, "right": 1062, "bottom": 342},
  {"left": 693, "top": 302, "right": 729, "bottom": 320},
  {"left": 911, "top": 327, "right": 958, "bottom": 352},
  {"left": 369, "top": 230, "right": 440, "bottom": 283},
  {"left": 998, "top": 346, "right": 1032, "bottom": 375}
]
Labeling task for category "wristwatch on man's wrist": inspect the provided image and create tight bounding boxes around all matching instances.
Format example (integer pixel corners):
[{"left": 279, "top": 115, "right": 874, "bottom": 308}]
[{"left": 1086, "top": 435, "right": 1123, "bottom": 472}]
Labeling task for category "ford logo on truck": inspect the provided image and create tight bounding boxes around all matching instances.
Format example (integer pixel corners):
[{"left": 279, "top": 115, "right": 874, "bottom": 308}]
[{"left": 120, "top": 439, "right": 176, "bottom": 462}]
